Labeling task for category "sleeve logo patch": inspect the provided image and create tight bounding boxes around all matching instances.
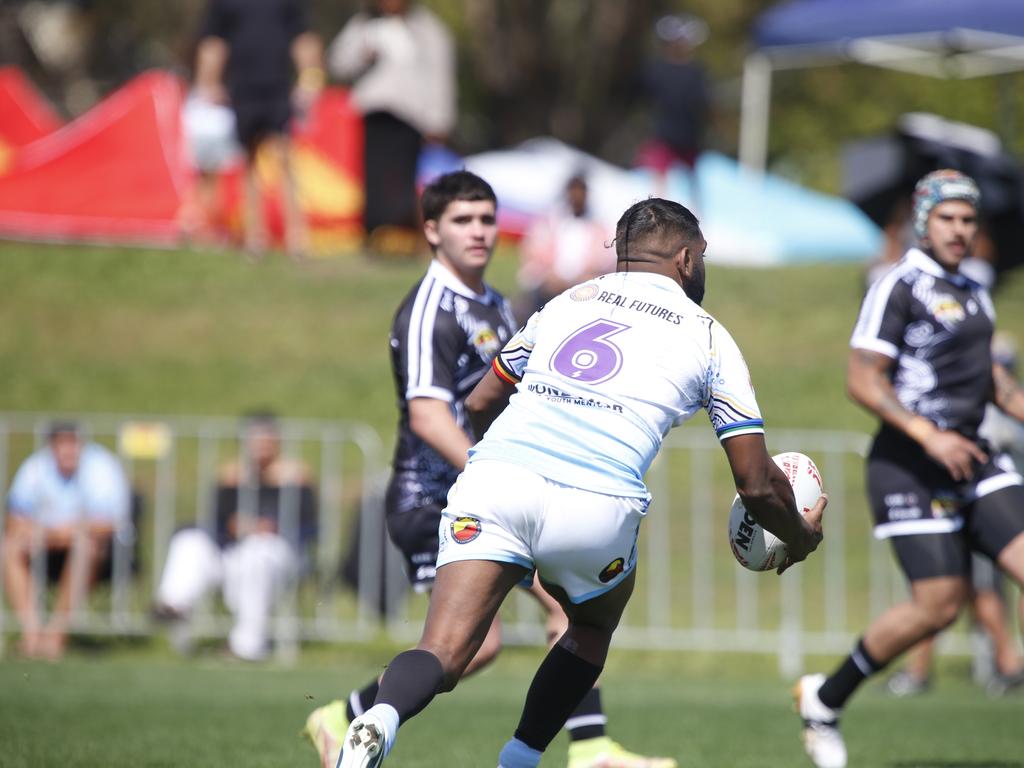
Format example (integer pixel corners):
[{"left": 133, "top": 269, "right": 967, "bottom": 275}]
[{"left": 598, "top": 557, "right": 625, "bottom": 583}]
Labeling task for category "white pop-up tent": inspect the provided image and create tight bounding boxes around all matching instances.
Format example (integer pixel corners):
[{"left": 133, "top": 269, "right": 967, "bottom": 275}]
[{"left": 739, "top": 0, "right": 1024, "bottom": 171}]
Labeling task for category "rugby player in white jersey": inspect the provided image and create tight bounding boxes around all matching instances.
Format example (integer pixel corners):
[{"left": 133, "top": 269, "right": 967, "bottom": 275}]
[{"left": 337, "top": 197, "right": 826, "bottom": 768}]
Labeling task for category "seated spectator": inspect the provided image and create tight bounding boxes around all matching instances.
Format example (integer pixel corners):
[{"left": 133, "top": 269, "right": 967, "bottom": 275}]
[
  {"left": 513, "top": 173, "right": 612, "bottom": 324},
  {"left": 153, "top": 411, "right": 317, "bottom": 661},
  {"left": 2, "top": 421, "right": 131, "bottom": 660}
]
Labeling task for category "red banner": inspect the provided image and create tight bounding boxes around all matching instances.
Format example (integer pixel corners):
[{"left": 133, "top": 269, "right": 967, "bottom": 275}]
[{"left": 0, "top": 69, "right": 364, "bottom": 252}]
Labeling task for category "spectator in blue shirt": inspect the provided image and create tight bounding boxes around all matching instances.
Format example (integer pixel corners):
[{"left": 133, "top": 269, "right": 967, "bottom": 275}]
[{"left": 2, "top": 422, "right": 130, "bottom": 659}]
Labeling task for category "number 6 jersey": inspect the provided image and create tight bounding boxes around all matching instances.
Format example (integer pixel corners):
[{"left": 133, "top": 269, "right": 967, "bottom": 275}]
[{"left": 469, "top": 271, "right": 764, "bottom": 497}]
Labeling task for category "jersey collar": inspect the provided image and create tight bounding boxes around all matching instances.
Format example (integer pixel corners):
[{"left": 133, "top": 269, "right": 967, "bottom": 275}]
[
  {"left": 904, "top": 247, "right": 973, "bottom": 288},
  {"left": 428, "top": 259, "right": 498, "bottom": 304}
]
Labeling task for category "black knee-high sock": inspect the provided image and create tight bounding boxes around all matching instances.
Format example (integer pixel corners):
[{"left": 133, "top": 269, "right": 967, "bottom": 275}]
[
  {"left": 565, "top": 687, "right": 606, "bottom": 741},
  {"left": 346, "top": 680, "right": 380, "bottom": 722},
  {"left": 818, "top": 638, "right": 887, "bottom": 710},
  {"left": 374, "top": 649, "right": 445, "bottom": 722},
  {"left": 514, "top": 644, "right": 603, "bottom": 752}
]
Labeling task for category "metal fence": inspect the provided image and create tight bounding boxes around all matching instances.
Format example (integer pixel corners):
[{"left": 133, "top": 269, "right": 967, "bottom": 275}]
[
  {"left": 0, "top": 414, "right": 1012, "bottom": 675},
  {"left": 0, "top": 412, "right": 396, "bottom": 662}
]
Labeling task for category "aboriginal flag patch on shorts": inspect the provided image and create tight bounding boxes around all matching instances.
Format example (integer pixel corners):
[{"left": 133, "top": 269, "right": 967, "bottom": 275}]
[
  {"left": 451, "top": 516, "right": 482, "bottom": 543},
  {"left": 599, "top": 557, "right": 625, "bottom": 583}
]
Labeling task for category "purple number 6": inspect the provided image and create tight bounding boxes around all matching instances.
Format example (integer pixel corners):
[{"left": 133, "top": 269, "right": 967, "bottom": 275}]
[{"left": 549, "top": 320, "right": 629, "bottom": 383}]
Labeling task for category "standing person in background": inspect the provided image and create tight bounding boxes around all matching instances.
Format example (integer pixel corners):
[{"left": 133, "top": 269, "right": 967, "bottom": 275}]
[
  {"left": 635, "top": 13, "right": 710, "bottom": 204},
  {"left": 195, "top": 0, "right": 324, "bottom": 261},
  {"left": 305, "top": 172, "right": 677, "bottom": 768},
  {"left": 514, "top": 172, "right": 613, "bottom": 325},
  {"left": 327, "top": 0, "right": 455, "bottom": 256},
  {"left": 795, "top": 170, "right": 1024, "bottom": 768},
  {"left": 2, "top": 422, "right": 130, "bottom": 660}
]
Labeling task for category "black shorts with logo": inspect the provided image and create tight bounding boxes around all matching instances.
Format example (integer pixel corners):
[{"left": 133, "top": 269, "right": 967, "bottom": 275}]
[
  {"left": 384, "top": 471, "right": 444, "bottom": 591},
  {"left": 867, "top": 430, "right": 1024, "bottom": 581}
]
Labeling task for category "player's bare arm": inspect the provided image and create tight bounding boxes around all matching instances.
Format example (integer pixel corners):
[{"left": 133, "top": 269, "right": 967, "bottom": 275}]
[
  {"left": 993, "top": 361, "right": 1024, "bottom": 422},
  {"left": 465, "top": 367, "right": 516, "bottom": 439},
  {"left": 408, "top": 397, "right": 473, "bottom": 471},
  {"left": 721, "top": 433, "right": 824, "bottom": 573},
  {"left": 847, "top": 347, "right": 985, "bottom": 481}
]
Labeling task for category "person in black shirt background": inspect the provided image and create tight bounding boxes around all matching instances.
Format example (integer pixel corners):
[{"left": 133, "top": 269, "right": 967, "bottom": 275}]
[
  {"left": 794, "top": 170, "right": 1024, "bottom": 768},
  {"left": 154, "top": 411, "right": 317, "bottom": 661},
  {"left": 195, "top": 0, "right": 324, "bottom": 260}
]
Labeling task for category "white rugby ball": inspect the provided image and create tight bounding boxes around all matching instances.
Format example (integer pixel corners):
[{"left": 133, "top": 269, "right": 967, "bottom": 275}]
[{"left": 728, "top": 452, "right": 823, "bottom": 572}]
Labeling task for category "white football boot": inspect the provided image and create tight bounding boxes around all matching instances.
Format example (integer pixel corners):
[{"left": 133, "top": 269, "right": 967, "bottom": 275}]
[
  {"left": 337, "top": 712, "right": 388, "bottom": 768},
  {"left": 794, "top": 674, "right": 847, "bottom": 768}
]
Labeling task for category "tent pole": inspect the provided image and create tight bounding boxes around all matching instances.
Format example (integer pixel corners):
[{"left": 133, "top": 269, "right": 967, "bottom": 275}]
[{"left": 739, "top": 52, "right": 773, "bottom": 174}]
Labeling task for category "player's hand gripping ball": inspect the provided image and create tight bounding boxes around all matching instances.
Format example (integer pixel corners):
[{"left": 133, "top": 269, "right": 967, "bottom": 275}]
[{"left": 728, "top": 452, "right": 823, "bottom": 571}]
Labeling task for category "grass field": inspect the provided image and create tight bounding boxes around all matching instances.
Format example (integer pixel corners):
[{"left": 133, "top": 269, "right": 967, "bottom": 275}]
[
  {"left": 0, "top": 643, "right": 1022, "bottom": 767},
  {"left": 3, "top": 242, "right": 1024, "bottom": 766},
  {"left": 3, "top": 240, "right": 1024, "bottom": 438}
]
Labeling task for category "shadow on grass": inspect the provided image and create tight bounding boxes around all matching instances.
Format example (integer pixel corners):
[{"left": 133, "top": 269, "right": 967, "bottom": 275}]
[{"left": 890, "top": 762, "right": 1022, "bottom": 768}]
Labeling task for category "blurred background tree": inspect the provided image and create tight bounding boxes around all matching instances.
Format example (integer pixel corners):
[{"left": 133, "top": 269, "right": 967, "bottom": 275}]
[{"left": 2, "top": 0, "right": 1022, "bottom": 194}]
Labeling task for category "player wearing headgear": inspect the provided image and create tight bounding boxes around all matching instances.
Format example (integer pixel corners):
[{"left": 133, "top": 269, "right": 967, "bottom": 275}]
[
  {"left": 794, "top": 169, "right": 1024, "bottom": 768},
  {"left": 333, "top": 197, "right": 825, "bottom": 768}
]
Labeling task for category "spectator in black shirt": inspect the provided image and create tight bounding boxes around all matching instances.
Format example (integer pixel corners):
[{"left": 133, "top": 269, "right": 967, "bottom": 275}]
[
  {"left": 636, "top": 13, "right": 710, "bottom": 203},
  {"left": 154, "top": 411, "right": 317, "bottom": 661},
  {"left": 195, "top": 0, "right": 324, "bottom": 260},
  {"left": 794, "top": 170, "right": 1024, "bottom": 768}
]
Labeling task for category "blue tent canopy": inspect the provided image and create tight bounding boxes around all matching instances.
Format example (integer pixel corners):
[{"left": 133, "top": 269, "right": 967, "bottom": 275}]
[
  {"left": 740, "top": 0, "right": 1024, "bottom": 170},
  {"left": 755, "top": 0, "right": 1024, "bottom": 51}
]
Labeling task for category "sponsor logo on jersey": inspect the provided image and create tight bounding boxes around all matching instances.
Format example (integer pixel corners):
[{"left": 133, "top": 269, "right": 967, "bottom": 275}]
[
  {"left": 472, "top": 326, "right": 500, "bottom": 359},
  {"left": 570, "top": 283, "right": 599, "bottom": 301},
  {"left": 451, "top": 516, "right": 482, "bottom": 543},
  {"left": 929, "top": 296, "right": 965, "bottom": 329},
  {"left": 598, "top": 557, "right": 625, "bottom": 583}
]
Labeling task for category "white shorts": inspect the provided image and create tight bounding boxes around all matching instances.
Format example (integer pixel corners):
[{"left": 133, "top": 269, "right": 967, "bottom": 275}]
[{"left": 436, "top": 459, "right": 649, "bottom": 603}]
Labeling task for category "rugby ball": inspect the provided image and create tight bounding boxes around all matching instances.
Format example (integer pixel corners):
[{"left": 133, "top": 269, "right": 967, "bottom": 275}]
[{"left": 728, "top": 452, "right": 823, "bottom": 572}]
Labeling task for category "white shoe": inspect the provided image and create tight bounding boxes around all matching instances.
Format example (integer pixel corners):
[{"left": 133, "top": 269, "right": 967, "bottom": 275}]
[
  {"left": 338, "top": 713, "right": 387, "bottom": 768},
  {"left": 794, "top": 674, "right": 847, "bottom": 768}
]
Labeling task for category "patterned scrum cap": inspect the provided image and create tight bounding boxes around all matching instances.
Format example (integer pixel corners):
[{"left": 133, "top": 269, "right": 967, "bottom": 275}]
[{"left": 912, "top": 169, "right": 981, "bottom": 239}]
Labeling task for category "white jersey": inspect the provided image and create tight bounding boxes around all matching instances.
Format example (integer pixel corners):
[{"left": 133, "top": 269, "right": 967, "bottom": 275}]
[{"left": 470, "top": 271, "right": 764, "bottom": 497}]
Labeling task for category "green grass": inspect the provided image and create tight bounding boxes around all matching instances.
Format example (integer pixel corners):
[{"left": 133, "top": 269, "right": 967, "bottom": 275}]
[
  {"left": 4, "top": 242, "right": 1024, "bottom": 765},
  {"left": 4, "top": 241, "right": 1024, "bottom": 440},
  {"left": 0, "top": 644, "right": 1021, "bottom": 767}
]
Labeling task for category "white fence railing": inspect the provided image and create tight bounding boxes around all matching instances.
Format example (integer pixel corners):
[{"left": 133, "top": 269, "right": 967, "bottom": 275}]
[{"left": 0, "top": 414, "right": 1013, "bottom": 674}]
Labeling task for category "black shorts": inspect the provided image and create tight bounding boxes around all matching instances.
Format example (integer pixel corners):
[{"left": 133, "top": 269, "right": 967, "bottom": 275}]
[
  {"left": 231, "top": 97, "right": 292, "bottom": 151},
  {"left": 384, "top": 473, "right": 444, "bottom": 591},
  {"left": 868, "top": 433, "right": 1024, "bottom": 581}
]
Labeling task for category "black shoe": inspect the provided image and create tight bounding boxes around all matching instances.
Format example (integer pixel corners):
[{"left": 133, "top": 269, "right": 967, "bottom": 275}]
[{"left": 150, "top": 602, "right": 187, "bottom": 623}]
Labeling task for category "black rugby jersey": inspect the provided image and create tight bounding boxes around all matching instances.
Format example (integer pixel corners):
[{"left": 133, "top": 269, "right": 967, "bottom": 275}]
[
  {"left": 851, "top": 248, "right": 995, "bottom": 439},
  {"left": 388, "top": 260, "right": 517, "bottom": 508}
]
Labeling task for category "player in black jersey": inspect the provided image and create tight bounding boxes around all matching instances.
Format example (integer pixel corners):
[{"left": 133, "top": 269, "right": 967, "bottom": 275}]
[
  {"left": 306, "top": 171, "right": 676, "bottom": 768},
  {"left": 795, "top": 170, "right": 1024, "bottom": 768}
]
